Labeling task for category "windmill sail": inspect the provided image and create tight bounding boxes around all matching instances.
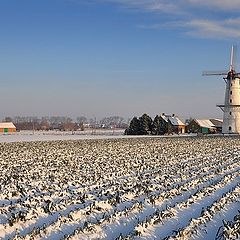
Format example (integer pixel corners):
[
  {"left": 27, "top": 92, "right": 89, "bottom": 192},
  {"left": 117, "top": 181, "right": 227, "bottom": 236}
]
[
  {"left": 230, "top": 45, "right": 235, "bottom": 72},
  {"left": 202, "top": 71, "right": 228, "bottom": 76}
]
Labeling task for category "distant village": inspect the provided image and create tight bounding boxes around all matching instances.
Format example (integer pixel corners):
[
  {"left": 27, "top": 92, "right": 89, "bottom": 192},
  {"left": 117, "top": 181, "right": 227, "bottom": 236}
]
[{"left": 0, "top": 114, "right": 223, "bottom": 135}]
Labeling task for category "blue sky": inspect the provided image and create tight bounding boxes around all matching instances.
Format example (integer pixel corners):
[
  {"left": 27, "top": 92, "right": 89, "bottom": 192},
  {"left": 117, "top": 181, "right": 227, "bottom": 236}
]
[{"left": 0, "top": 0, "right": 240, "bottom": 120}]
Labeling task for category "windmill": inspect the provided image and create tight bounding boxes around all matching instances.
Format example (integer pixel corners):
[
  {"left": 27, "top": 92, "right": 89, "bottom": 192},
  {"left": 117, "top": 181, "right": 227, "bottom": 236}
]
[{"left": 203, "top": 45, "right": 240, "bottom": 134}]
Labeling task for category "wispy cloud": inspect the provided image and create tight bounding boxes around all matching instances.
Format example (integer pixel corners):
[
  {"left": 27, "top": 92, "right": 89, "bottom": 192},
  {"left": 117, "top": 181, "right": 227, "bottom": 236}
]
[
  {"left": 140, "top": 18, "right": 240, "bottom": 39},
  {"left": 95, "top": 0, "right": 182, "bottom": 14},
  {"left": 185, "top": 19, "right": 240, "bottom": 39},
  {"left": 100, "top": 0, "right": 240, "bottom": 12},
  {"left": 78, "top": 0, "right": 240, "bottom": 40},
  {"left": 224, "top": 17, "right": 240, "bottom": 25},
  {"left": 186, "top": 0, "right": 240, "bottom": 10}
]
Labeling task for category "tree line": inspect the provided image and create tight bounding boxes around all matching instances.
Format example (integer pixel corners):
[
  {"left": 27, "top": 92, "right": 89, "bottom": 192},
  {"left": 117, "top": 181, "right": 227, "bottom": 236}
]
[
  {"left": 125, "top": 114, "right": 169, "bottom": 135},
  {"left": 2, "top": 116, "right": 128, "bottom": 131}
]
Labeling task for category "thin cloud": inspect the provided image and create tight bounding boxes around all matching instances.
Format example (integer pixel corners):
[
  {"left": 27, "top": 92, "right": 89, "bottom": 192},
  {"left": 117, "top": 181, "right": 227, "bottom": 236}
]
[
  {"left": 99, "top": 0, "right": 240, "bottom": 12},
  {"left": 225, "top": 18, "right": 240, "bottom": 25},
  {"left": 96, "top": 0, "right": 182, "bottom": 14},
  {"left": 75, "top": 0, "right": 240, "bottom": 40},
  {"left": 186, "top": 0, "right": 240, "bottom": 10},
  {"left": 140, "top": 18, "right": 240, "bottom": 39},
  {"left": 185, "top": 19, "right": 240, "bottom": 39}
]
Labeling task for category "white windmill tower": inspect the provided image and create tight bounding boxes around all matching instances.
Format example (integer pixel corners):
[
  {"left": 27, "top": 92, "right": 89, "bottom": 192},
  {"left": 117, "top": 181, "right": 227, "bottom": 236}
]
[{"left": 203, "top": 46, "right": 240, "bottom": 134}]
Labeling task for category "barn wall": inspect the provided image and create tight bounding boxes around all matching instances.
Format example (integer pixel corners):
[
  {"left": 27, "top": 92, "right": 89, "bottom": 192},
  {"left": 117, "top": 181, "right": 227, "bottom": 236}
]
[
  {"left": 187, "top": 120, "right": 201, "bottom": 133},
  {"left": 0, "top": 128, "right": 16, "bottom": 133},
  {"left": 9, "top": 128, "right": 16, "bottom": 133}
]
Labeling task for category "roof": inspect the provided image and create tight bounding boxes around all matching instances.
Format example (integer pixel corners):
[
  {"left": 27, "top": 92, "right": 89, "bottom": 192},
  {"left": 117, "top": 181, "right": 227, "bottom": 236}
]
[
  {"left": 161, "top": 115, "right": 169, "bottom": 122},
  {"left": 0, "top": 122, "right": 16, "bottom": 129},
  {"left": 168, "top": 116, "right": 185, "bottom": 126},
  {"left": 210, "top": 119, "right": 223, "bottom": 128},
  {"left": 195, "top": 119, "right": 215, "bottom": 129},
  {"left": 161, "top": 114, "right": 185, "bottom": 126}
]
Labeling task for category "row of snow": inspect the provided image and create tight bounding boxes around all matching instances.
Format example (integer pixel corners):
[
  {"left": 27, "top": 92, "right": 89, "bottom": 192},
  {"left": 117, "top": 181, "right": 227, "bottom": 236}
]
[{"left": 0, "top": 136, "right": 239, "bottom": 240}]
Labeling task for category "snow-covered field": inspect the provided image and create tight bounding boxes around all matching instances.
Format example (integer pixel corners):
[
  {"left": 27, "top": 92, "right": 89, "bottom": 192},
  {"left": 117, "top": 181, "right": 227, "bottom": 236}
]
[
  {"left": 0, "top": 130, "right": 197, "bottom": 143},
  {"left": 0, "top": 130, "right": 125, "bottom": 143},
  {"left": 0, "top": 136, "right": 239, "bottom": 240}
]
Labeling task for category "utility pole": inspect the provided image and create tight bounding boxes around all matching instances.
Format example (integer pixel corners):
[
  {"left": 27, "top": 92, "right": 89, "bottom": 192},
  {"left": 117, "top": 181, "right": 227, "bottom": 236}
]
[{"left": 32, "top": 120, "right": 35, "bottom": 135}]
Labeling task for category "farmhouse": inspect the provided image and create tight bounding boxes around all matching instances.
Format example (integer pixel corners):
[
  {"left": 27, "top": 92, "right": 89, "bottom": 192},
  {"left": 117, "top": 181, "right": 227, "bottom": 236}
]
[
  {"left": 0, "top": 122, "right": 16, "bottom": 133},
  {"left": 187, "top": 119, "right": 223, "bottom": 134},
  {"left": 160, "top": 114, "right": 185, "bottom": 134}
]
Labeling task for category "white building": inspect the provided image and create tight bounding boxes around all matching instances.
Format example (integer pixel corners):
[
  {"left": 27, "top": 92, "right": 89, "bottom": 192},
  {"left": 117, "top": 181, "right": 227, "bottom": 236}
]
[
  {"left": 205, "top": 46, "right": 240, "bottom": 134},
  {"left": 217, "top": 47, "right": 240, "bottom": 134},
  {"left": 220, "top": 75, "right": 240, "bottom": 133}
]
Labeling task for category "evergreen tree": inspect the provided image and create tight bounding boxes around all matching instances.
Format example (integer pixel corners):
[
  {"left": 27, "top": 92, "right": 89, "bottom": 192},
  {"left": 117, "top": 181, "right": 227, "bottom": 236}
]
[
  {"left": 139, "top": 114, "right": 153, "bottom": 135},
  {"left": 159, "top": 117, "right": 168, "bottom": 135},
  {"left": 124, "top": 117, "right": 140, "bottom": 135},
  {"left": 152, "top": 115, "right": 161, "bottom": 135}
]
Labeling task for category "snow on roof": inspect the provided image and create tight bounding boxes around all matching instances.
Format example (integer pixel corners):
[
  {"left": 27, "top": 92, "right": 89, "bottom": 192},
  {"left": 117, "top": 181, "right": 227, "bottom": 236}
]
[
  {"left": 168, "top": 116, "right": 185, "bottom": 126},
  {"left": 195, "top": 119, "right": 215, "bottom": 129},
  {"left": 209, "top": 119, "right": 223, "bottom": 128},
  {"left": 210, "top": 118, "right": 223, "bottom": 122},
  {"left": 161, "top": 114, "right": 185, "bottom": 126},
  {"left": 161, "top": 115, "right": 169, "bottom": 122},
  {"left": 0, "top": 122, "right": 16, "bottom": 129}
]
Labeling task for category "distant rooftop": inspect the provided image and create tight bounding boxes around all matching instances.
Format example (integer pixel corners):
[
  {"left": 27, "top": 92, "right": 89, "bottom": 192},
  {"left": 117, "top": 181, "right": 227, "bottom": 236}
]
[
  {"left": 0, "top": 122, "right": 16, "bottom": 129},
  {"left": 161, "top": 113, "right": 185, "bottom": 126}
]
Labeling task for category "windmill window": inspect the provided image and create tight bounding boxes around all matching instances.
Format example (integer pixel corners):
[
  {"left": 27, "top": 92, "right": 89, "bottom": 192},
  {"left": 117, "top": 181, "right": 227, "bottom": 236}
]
[
  {"left": 229, "top": 126, "right": 232, "bottom": 131},
  {"left": 230, "top": 112, "right": 232, "bottom": 115},
  {"left": 230, "top": 91, "right": 232, "bottom": 95},
  {"left": 230, "top": 99, "right": 232, "bottom": 103}
]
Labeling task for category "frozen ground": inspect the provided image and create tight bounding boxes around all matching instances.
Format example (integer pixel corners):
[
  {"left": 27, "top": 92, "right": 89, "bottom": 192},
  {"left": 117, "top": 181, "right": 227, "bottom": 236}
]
[
  {"left": 0, "top": 136, "right": 239, "bottom": 240},
  {"left": 0, "top": 130, "right": 196, "bottom": 143},
  {"left": 0, "top": 130, "right": 126, "bottom": 143}
]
